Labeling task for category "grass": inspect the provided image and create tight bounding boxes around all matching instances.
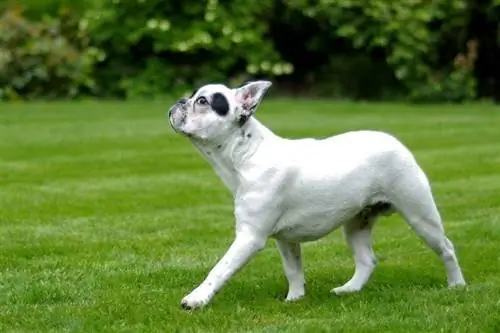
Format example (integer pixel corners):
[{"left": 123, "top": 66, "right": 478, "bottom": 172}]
[{"left": 1, "top": 100, "right": 500, "bottom": 333}]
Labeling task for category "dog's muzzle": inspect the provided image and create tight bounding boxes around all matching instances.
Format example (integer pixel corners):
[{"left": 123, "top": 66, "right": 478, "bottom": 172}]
[
  {"left": 168, "top": 98, "right": 189, "bottom": 133},
  {"left": 169, "top": 98, "right": 188, "bottom": 117}
]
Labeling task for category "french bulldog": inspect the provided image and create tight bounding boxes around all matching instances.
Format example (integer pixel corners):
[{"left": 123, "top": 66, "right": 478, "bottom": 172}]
[{"left": 167, "top": 80, "right": 466, "bottom": 310}]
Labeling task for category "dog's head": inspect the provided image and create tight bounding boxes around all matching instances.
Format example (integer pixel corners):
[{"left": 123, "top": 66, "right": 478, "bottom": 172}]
[{"left": 168, "top": 80, "right": 272, "bottom": 141}]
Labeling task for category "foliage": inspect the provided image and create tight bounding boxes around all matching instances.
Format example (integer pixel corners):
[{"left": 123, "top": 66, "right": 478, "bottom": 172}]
[
  {"left": 1, "top": 0, "right": 497, "bottom": 101},
  {"left": 1, "top": 0, "right": 92, "bottom": 19},
  {"left": 0, "top": 7, "right": 101, "bottom": 100},
  {"left": 284, "top": 0, "right": 477, "bottom": 102},
  {"left": 81, "top": 0, "right": 293, "bottom": 98},
  {"left": 422, "top": 40, "right": 478, "bottom": 102}
]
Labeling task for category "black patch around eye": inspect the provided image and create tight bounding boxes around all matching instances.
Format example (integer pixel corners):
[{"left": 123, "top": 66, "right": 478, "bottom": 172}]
[{"left": 211, "top": 93, "right": 230, "bottom": 116}]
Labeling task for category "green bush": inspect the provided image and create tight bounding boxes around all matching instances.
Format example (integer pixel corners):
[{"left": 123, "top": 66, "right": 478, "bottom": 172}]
[
  {"left": 284, "top": 0, "right": 477, "bottom": 102},
  {"left": 81, "top": 0, "right": 293, "bottom": 98},
  {"left": 0, "top": 7, "right": 102, "bottom": 100},
  {"left": 1, "top": 0, "right": 92, "bottom": 20},
  {"left": 1, "top": 0, "right": 494, "bottom": 102}
]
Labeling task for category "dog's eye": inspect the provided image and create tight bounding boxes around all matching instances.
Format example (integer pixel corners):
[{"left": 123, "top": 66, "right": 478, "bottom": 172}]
[{"left": 196, "top": 97, "right": 208, "bottom": 105}]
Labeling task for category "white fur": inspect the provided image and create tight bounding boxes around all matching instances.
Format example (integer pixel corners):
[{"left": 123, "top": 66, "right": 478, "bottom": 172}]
[{"left": 168, "top": 81, "right": 466, "bottom": 310}]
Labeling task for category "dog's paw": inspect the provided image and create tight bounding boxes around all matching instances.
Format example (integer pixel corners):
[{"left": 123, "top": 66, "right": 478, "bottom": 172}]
[
  {"left": 180, "top": 287, "right": 213, "bottom": 311},
  {"left": 331, "top": 284, "right": 361, "bottom": 295},
  {"left": 285, "top": 289, "right": 305, "bottom": 302},
  {"left": 448, "top": 280, "right": 467, "bottom": 289}
]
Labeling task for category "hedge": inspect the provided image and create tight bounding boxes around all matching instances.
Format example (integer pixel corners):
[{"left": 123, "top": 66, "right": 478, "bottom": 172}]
[{"left": 1, "top": 0, "right": 499, "bottom": 102}]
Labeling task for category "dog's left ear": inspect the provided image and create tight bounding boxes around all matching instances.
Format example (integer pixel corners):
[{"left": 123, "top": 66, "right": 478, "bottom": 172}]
[{"left": 233, "top": 80, "right": 272, "bottom": 125}]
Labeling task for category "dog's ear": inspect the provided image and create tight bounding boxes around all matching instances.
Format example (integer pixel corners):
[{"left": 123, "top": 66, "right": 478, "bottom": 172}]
[{"left": 233, "top": 80, "right": 272, "bottom": 125}]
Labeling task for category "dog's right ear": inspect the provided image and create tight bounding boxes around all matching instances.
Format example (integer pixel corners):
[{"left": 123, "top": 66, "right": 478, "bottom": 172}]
[{"left": 233, "top": 80, "right": 272, "bottom": 126}]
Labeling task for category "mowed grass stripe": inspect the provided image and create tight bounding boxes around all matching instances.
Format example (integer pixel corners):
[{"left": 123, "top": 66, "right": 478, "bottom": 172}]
[{"left": 0, "top": 101, "right": 499, "bottom": 332}]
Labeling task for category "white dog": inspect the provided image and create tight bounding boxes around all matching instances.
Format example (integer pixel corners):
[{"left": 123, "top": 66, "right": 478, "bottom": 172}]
[{"left": 168, "top": 80, "right": 466, "bottom": 310}]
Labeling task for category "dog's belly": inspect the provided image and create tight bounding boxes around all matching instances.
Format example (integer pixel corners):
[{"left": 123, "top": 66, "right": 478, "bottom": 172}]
[
  {"left": 271, "top": 203, "right": 360, "bottom": 242},
  {"left": 272, "top": 213, "right": 349, "bottom": 242}
]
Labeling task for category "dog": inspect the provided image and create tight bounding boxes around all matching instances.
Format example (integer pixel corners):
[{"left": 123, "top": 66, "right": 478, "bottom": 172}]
[{"left": 167, "top": 80, "right": 466, "bottom": 310}]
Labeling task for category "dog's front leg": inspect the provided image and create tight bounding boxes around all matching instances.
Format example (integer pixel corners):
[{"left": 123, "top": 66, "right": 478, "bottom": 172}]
[{"left": 181, "top": 228, "right": 266, "bottom": 310}]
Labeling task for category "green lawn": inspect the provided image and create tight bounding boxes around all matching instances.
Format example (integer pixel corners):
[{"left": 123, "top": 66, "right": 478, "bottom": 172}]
[{"left": 1, "top": 100, "right": 500, "bottom": 332}]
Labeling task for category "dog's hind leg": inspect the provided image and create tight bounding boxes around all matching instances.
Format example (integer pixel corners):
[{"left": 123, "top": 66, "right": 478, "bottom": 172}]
[
  {"left": 276, "top": 240, "right": 305, "bottom": 301},
  {"left": 388, "top": 166, "right": 466, "bottom": 288},
  {"left": 332, "top": 214, "right": 377, "bottom": 295}
]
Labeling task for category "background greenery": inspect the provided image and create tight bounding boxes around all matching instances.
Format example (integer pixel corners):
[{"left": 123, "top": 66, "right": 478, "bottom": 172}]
[
  {"left": 2, "top": 1, "right": 499, "bottom": 331},
  {"left": 1, "top": 0, "right": 499, "bottom": 102}
]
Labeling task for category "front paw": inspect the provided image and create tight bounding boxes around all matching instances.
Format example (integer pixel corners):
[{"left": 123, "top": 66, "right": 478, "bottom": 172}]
[
  {"left": 180, "top": 287, "right": 213, "bottom": 310},
  {"left": 285, "top": 288, "right": 305, "bottom": 302}
]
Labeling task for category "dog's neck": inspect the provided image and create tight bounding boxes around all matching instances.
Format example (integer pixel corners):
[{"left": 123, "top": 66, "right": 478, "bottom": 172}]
[{"left": 189, "top": 117, "right": 277, "bottom": 195}]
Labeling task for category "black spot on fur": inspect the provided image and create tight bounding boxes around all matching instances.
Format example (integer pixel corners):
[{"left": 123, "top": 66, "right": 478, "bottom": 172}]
[
  {"left": 217, "top": 144, "right": 222, "bottom": 149},
  {"left": 247, "top": 133, "right": 252, "bottom": 138},
  {"left": 211, "top": 93, "right": 229, "bottom": 116},
  {"left": 358, "top": 202, "right": 394, "bottom": 227},
  {"left": 238, "top": 115, "right": 248, "bottom": 127}
]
